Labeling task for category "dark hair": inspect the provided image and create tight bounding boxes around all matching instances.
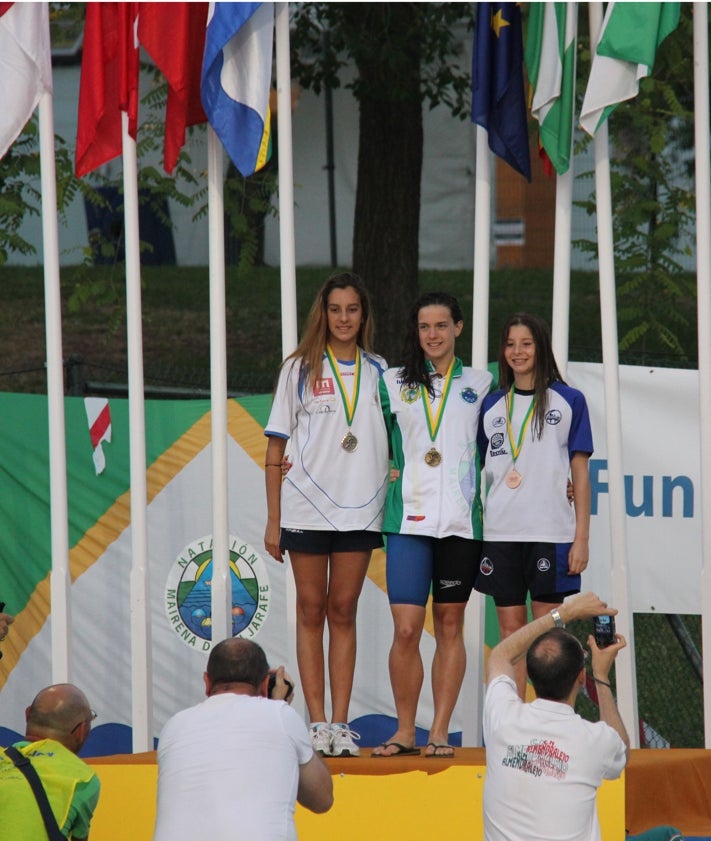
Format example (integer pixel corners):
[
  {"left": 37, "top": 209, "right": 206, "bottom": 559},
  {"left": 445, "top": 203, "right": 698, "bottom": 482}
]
[
  {"left": 282, "top": 271, "right": 375, "bottom": 393},
  {"left": 207, "top": 638, "right": 270, "bottom": 689},
  {"left": 497, "top": 312, "right": 564, "bottom": 437},
  {"left": 526, "top": 629, "right": 585, "bottom": 701},
  {"left": 399, "top": 291, "right": 464, "bottom": 398}
]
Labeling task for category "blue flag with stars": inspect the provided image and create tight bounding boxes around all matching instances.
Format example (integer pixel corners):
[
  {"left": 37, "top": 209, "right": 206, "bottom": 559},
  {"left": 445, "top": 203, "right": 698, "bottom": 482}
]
[{"left": 472, "top": 3, "right": 531, "bottom": 181}]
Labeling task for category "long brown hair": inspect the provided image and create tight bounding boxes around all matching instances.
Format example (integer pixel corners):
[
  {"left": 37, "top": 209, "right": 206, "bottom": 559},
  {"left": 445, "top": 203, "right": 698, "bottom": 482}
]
[
  {"left": 283, "top": 272, "right": 375, "bottom": 392},
  {"left": 498, "top": 312, "right": 565, "bottom": 438}
]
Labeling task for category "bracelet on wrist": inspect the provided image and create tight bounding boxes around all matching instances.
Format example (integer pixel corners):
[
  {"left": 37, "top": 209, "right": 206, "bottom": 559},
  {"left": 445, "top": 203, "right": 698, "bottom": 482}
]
[
  {"left": 550, "top": 608, "right": 565, "bottom": 628},
  {"left": 593, "top": 676, "right": 612, "bottom": 689}
]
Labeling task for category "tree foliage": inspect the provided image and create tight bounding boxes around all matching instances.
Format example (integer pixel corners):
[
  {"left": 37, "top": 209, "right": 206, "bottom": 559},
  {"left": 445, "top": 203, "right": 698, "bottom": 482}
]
[
  {"left": 573, "top": 6, "right": 696, "bottom": 363},
  {"left": 291, "top": 2, "right": 474, "bottom": 363}
]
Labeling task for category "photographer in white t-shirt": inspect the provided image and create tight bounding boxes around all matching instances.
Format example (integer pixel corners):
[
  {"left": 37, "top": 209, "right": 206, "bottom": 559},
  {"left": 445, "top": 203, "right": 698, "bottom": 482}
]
[{"left": 153, "top": 638, "right": 333, "bottom": 841}]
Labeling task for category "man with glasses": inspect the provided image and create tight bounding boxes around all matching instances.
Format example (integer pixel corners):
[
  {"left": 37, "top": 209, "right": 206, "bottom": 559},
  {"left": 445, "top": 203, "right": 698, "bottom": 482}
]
[
  {"left": 0, "top": 684, "right": 100, "bottom": 840},
  {"left": 482, "top": 591, "right": 630, "bottom": 841}
]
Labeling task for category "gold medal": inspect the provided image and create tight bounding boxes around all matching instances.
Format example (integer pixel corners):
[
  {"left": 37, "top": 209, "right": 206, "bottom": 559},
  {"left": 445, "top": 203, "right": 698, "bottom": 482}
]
[
  {"left": 505, "top": 469, "right": 522, "bottom": 489},
  {"left": 425, "top": 447, "right": 442, "bottom": 467},
  {"left": 341, "top": 431, "right": 358, "bottom": 453}
]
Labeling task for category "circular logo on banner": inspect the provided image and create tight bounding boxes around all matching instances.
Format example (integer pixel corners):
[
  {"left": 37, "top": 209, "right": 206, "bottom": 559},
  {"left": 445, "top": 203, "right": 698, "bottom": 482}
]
[{"left": 165, "top": 535, "right": 271, "bottom": 651}]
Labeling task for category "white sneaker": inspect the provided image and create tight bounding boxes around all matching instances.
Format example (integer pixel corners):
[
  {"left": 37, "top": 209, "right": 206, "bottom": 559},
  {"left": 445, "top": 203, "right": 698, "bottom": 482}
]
[
  {"left": 310, "top": 723, "right": 333, "bottom": 756},
  {"left": 330, "top": 723, "right": 361, "bottom": 757}
]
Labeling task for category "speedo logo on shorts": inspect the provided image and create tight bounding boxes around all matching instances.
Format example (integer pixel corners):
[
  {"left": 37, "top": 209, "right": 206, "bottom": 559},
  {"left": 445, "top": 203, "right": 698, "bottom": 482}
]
[
  {"left": 439, "top": 579, "right": 461, "bottom": 589},
  {"left": 284, "top": 528, "right": 304, "bottom": 534},
  {"left": 406, "top": 515, "right": 426, "bottom": 521}
]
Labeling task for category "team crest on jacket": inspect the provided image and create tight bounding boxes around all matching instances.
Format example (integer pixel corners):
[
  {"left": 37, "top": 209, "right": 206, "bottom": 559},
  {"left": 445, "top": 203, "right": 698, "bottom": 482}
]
[
  {"left": 165, "top": 535, "right": 270, "bottom": 651},
  {"left": 400, "top": 385, "right": 420, "bottom": 404},
  {"left": 460, "top": 387, "right": 479, "bottom": 404}
]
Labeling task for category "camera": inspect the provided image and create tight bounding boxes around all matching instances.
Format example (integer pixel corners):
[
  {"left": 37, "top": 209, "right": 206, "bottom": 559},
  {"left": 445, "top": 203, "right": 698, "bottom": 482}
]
[
  {"left": 593, "top": 614, "right": 616, "bottom": 648},
  {"left": 268, "top": 671, "right": 294, "bottom": 700}
]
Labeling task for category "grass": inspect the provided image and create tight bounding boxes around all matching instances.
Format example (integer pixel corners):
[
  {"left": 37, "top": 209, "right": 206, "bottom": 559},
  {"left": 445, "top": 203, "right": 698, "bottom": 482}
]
[{"left": 0, "top": 263, "right": 697, "bottom": 395}]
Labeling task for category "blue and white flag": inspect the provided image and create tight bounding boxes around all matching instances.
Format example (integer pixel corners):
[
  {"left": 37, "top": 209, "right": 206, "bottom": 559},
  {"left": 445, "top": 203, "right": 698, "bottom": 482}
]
[{"left": 201, "top": 2, "right": 273, "bottom": 177}]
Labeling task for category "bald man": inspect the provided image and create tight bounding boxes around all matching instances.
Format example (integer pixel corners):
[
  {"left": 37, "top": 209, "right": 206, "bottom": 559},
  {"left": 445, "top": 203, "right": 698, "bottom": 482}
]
[{"left": 0, "top": 684, "right": 101, "bottom": 840}]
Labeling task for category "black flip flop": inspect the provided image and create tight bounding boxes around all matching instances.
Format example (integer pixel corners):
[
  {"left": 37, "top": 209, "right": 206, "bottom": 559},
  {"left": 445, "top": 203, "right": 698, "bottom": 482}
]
[{"left": 371, "top": 742, "right": 421, "bottom": 757}]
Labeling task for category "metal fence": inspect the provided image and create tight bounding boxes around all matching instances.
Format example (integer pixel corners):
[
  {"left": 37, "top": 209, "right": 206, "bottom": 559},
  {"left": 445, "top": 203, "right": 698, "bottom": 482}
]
[{"left": 569, "top": 615, "right": 704, "bottom": 748}]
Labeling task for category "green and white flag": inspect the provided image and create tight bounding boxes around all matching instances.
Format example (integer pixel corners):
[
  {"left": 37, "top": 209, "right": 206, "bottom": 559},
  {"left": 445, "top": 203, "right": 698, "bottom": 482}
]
[
  {"left": 525, "top": 2, "right": 577, "bottom": 175},
  {"left": 580, "top": 1, "right": 680, "bottom": 136}
]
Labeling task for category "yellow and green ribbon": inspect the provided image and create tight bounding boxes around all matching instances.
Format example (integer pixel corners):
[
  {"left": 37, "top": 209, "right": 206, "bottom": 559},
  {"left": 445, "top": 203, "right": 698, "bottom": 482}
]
[
  {"left": 506, "top": 383, "right": 536, "bottom": 465},
  {"left": 422, "top": 358, "right": 455, "bottom": 442},
  {"left": 325, "top": 345, "right": 361, "bottom": 427}
]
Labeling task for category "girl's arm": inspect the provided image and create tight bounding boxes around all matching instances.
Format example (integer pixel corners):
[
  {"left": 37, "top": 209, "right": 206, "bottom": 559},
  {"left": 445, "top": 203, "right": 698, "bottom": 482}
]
[
  {"left": 568, "top": 451, "right": 591, "bottom": 574},
  {"left": 264, "top": 435, "right": 288, "bottom": 562}
]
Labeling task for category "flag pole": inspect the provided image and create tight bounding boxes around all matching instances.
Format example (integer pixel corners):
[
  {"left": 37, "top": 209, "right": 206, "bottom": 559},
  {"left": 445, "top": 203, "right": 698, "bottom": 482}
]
[
  {"left": 207, "top": 124, "right": 231, "bottom": 647},
  {"left": 551, "top": 166, "right": 572, "bottom": 377},
  {"left": 471, "top": 128, "right": 491, "bottom": 369},
  {"left": 274, "top": 0, "right": 301, "bottom": 714},
  {"left": 122, "top": 110, "right": 153, "bottom": 753},
  {"left": 548, "top": 2, "right": 577, "bottom": 375},
  {"left": 587, "top": 2, "right": 639, "bottom": 747},
  {"left": 275, "top": 2, "right": 297, "bottom": 357},
  {"left": 692, "top": 1, "right": 711, "bottom": 748},
  {"left": 463, "top": 124, "right": 492, "bottom": 747},
  {"left": 39, "top": 82, "right": 71, "bottom": 683}
]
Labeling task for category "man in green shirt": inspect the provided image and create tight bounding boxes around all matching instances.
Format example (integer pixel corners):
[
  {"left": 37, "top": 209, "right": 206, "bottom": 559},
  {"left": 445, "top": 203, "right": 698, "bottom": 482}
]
[{"left": 0, "top": 683, "right": 100, "bottom": 840}]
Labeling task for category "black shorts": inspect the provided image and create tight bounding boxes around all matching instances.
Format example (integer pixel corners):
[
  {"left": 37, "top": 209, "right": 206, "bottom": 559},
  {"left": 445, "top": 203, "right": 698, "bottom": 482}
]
[
  {"left": 280, "top": 528, "right": 383, "bottom": 555},
  {"left": 474, "top": 540, "right": 580, "bottom": 607}
]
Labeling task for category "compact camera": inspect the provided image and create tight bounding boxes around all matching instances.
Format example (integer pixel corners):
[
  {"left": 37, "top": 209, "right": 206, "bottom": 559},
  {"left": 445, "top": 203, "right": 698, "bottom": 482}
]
[
  {"left": 593, "top": 614, "right": 616, "bottom": 648},
  {"left": 268, "top": 671, "right": 294, "bottom": 700}
]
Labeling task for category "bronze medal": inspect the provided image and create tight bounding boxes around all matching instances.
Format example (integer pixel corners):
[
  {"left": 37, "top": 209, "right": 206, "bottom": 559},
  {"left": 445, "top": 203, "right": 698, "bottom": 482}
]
[
  {"left": 505, "top": 469, "right": 522, "bottom": 489},
  {"left": 341, "top": 431, "right": 358, "bottom": 453},
  {"left": 425, "top": 447, "right": 442, "bottom": 467}
]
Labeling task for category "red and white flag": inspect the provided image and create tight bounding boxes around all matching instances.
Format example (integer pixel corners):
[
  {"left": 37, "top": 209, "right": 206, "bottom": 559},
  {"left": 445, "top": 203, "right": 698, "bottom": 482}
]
[
  {"left": 85, "top": 397, "right": 112, "bottom": 475},
  {"left": 138, "top": 3, "right": 208, "bottom": 174},
  {"left": 0, "top": 2, "right": 52, "bottom": 160},
  {"left": 75, "top": 2, "right": 140, "bottom": 177}
]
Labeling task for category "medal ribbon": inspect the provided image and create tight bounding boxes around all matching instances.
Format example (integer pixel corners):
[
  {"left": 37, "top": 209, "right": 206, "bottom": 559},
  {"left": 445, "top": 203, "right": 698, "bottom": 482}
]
[
  {"left": 506, "top": 384, "right": 536, "bottom": 464},
  {"left": 325, "top": 345, "right": 361, "bottom": 427},
  {"left": 421, "top": 358, "right": 455, "bottom": 442}
]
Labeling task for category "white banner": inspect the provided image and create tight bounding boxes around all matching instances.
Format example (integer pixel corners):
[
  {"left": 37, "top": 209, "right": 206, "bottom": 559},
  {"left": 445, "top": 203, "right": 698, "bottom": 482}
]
[
  {"left": 0, "top": 363, "right": 704, "bottom": 752},
  {"left": 570, "top": 362, "right": 701, "bottom": 614}
]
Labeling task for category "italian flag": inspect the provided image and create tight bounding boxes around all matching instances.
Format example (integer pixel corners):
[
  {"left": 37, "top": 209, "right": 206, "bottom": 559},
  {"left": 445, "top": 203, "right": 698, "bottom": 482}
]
[
  {"left": 525, "top": 2, "right": 577, "bottom": 176},
  {"left": 579, "top": 1, "right": 680, "bottom": 137}
]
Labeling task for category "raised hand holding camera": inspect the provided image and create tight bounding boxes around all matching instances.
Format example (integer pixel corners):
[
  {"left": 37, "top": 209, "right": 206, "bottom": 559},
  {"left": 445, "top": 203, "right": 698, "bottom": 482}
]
[
  {"left": 267, "top": 665, "right": 295, "bottom": 703},
  {"left": 593, "top": 614, "right": 616, "bottom": 648}
]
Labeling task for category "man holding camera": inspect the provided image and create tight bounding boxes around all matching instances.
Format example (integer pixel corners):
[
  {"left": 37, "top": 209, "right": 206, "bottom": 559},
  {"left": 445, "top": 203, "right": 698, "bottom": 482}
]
[
  {"left": 152, "top": 637, "right": 333, "bottom": 841},
  {"left": 482, "top": 591, "right": 630, "bottom": 841}
]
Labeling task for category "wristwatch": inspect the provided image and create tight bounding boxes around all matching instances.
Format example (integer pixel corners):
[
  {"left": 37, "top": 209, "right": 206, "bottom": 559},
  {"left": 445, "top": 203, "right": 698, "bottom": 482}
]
[{"left": 550, "top": 608, "right": 565, "bottom": 628}]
